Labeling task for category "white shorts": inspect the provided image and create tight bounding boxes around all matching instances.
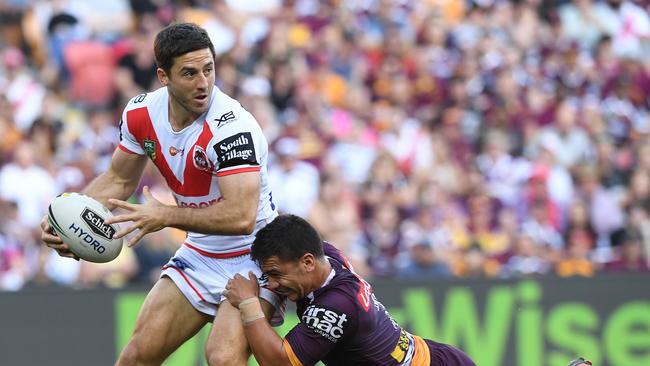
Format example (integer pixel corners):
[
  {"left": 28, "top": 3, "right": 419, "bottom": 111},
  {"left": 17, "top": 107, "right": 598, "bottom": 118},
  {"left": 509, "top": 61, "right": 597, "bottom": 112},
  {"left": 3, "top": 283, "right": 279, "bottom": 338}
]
[{"left": 161, "top": 243, "right": 285, "bottom": 326}]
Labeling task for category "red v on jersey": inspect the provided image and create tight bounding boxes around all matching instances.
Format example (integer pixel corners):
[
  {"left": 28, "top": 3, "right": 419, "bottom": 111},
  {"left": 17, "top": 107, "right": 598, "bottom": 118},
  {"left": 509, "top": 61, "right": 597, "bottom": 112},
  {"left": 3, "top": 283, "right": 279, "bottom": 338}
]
[{"left": 126, "top": 107, "right": 213, "bottom": 197}]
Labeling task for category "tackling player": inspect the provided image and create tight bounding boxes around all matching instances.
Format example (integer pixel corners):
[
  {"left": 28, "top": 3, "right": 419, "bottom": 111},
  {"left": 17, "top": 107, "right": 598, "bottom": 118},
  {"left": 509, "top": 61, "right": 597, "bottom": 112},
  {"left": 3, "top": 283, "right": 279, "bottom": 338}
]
[
  {"left": 224, "top": 215, "right": 476, "bottom": 366},
  {"left": 40, "top": 23, "right": 283, "bottom": 366}
]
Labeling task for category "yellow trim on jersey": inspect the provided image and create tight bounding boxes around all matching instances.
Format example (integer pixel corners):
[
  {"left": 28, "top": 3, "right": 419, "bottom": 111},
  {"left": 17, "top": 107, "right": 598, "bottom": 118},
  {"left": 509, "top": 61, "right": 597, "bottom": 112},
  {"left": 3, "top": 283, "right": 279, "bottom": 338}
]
[
  {"left": 283, "top": 339, "right": 304, "bottom": 366},
  {"left": 390, "top": 329, "right": 410, "bottom": 362},
  {"left": 411, "top": 335, "right": 432, "bottom": 365}
]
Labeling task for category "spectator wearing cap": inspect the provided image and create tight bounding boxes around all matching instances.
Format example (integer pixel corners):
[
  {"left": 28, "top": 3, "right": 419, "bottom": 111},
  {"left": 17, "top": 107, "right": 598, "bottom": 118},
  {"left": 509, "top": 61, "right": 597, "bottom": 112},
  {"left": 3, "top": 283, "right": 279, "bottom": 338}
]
[
  {"left": 267, "top": 136, "right": 320, "bottom": 217},
  {"left": 397, "top": 239, "right": 452, "bottom": 279},
  {"left": 398, "top": 205, "right": 454, "bottom": 279}
]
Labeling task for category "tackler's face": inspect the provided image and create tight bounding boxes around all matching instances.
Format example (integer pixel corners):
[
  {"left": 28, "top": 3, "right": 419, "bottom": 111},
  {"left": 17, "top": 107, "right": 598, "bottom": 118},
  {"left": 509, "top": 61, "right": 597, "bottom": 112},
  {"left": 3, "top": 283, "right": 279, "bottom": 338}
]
[
  {"left": 163, "top": 48, "right": 215, "bottom": 116},
  {"left": 261, "top": 255, "right": 312, "bottom": 302}
]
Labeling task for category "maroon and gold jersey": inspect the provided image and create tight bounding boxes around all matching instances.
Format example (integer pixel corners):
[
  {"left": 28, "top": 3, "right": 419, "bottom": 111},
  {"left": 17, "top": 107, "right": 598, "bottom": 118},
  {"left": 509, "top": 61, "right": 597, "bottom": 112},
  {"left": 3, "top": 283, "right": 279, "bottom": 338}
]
[{"left": 282, "top": 243, "right": 475, "bottom": 366}]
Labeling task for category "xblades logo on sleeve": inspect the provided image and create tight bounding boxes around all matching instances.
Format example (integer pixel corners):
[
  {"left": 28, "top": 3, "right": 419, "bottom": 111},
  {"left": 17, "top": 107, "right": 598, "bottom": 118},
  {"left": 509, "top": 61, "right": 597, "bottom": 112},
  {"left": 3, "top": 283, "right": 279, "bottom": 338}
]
[
  {"left": 215, "top": 111, "right": 235, "bottom": 128},
  {"left": 301, "top": 305, "right": 348, "bottom": 343},
  {"left": 81, "top": 208, "right": 116, "bottom": 240}
]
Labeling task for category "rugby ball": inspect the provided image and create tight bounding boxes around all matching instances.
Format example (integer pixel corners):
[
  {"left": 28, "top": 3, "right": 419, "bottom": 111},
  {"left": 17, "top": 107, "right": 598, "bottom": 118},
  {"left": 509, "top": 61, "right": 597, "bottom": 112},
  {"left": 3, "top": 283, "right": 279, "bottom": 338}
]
[{"left": 47, "top": 193, "right": 123, "bottom": 263}]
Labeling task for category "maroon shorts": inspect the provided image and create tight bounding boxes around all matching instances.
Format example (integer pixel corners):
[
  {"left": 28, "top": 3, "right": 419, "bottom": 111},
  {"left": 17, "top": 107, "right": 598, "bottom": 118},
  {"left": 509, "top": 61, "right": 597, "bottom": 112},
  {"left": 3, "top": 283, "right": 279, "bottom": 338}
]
[{"left": 425, "top": 339, "right": 476, "bottom": 366}]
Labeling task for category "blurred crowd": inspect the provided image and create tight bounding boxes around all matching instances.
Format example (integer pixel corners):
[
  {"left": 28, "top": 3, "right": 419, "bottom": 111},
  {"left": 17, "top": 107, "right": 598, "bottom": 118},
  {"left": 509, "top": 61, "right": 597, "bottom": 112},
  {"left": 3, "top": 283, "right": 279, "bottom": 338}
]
[{"left": 1, "top": 0, "right": 650, "bottom": 291}]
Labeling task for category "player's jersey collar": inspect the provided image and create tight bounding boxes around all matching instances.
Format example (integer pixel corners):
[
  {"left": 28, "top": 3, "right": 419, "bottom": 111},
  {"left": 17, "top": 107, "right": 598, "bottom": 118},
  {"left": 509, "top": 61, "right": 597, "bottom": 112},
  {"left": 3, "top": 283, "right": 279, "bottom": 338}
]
[
  {"left": 163, "top": 87, "right": 217, "bottom": 134},
  {"left": 307, "top": 266, "right": 336, "bottom": 303}
]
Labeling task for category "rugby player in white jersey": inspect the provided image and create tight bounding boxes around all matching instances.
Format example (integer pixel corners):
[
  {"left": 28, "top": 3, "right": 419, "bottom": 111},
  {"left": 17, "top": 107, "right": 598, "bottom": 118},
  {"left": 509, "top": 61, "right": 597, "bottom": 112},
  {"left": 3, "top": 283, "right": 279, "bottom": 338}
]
[{"left": 40, "top": 23, "right": 283, "bottom": 366}]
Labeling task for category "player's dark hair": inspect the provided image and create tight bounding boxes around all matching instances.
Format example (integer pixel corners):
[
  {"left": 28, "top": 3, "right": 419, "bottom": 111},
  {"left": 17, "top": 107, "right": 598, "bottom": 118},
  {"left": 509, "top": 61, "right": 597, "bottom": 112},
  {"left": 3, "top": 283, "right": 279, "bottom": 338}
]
[
  {"left": 154, "top": 23, "right": 215, "bottom": 74},
  {"left": 252, "top": 215, "right": 324, "bottom": 264}
]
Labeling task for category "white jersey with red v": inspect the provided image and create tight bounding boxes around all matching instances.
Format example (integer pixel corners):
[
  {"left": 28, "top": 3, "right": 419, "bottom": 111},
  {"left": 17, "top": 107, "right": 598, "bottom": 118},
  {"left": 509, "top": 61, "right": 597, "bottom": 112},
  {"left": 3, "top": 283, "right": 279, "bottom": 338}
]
[{"left": 117, "top": 86, "right": 277, "bottom": 255}]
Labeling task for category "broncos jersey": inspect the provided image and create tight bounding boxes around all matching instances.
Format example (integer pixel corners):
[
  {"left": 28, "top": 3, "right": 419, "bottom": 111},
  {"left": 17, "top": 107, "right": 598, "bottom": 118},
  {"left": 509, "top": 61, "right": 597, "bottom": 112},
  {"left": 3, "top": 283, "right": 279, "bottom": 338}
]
[
  {"left": 282, "top": 243, "right": 476, "bottom": 366},
  {"left": 117, "top": 86, "right": 277, "bottom": 255}
]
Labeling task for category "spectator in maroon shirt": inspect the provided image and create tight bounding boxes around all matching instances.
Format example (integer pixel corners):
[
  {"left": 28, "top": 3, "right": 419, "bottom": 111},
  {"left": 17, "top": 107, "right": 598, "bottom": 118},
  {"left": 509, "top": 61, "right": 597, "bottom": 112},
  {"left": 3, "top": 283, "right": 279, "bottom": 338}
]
[{"left": 604, "top": 228, "right": 650, "bottom": 272}]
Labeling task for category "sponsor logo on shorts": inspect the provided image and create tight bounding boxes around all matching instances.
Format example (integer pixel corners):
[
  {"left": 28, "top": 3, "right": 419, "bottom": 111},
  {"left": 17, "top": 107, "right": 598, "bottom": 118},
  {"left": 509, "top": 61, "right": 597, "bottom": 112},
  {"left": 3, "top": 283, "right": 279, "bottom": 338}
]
[
  {"left": 171, "top": 257, "right": 190, "bottom": 270},
  {"left": 302, "top": 305, "right": 348, "bottom": 342}
]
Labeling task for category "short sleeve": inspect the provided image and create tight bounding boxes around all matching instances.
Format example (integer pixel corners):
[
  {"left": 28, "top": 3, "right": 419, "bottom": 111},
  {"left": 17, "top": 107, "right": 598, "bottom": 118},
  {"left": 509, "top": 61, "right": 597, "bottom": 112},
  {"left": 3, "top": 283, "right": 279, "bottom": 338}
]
[
  {"left": 118, "top": 100, "right": 145, "bottom": 155},
  {"left": 209, "top": 110, "right": 264, "bottom": 177}
]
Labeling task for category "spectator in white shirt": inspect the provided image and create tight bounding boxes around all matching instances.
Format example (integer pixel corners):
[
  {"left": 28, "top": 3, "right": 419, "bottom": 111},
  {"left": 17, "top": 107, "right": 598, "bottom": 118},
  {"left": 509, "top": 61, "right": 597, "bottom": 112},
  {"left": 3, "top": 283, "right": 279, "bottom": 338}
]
[{"left": 268, "top": 137, "right": 320, "bottom": 217}]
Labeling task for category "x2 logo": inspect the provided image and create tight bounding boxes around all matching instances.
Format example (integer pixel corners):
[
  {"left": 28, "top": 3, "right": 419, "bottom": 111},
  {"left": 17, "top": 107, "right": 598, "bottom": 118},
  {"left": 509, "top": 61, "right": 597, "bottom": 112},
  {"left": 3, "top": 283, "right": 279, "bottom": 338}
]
[
  {"left": 215, "top": 111, "right": 236, "bottom": 128},
  {"left": 302, "top": 305, "right": 348, "bottom": 342}
]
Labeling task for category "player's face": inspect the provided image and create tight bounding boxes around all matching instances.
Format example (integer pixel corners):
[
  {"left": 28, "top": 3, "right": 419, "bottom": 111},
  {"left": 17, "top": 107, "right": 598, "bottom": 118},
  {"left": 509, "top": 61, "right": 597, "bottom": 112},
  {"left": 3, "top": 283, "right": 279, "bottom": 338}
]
[
  {"left": 261, "top": 256, "right": 311, "bottom": 302},
  {"left": 161, "top": 48, "right": 215, "bottom": 117}
]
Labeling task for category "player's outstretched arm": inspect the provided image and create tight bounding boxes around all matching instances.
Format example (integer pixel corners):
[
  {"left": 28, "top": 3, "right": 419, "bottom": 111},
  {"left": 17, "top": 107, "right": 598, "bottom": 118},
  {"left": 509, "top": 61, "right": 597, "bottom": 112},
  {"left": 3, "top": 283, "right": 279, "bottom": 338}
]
[
  {"left": 105, "top": 170, "right": 260, "bottom": 247},
  {"left": 105, "top": 185, "right": 168, "bottom": 247},
  {"left": 225, "top": 272, "right": 294, "bottom": 366},
  {"left": 160, "top": 171, "right": 260, "bottom": 235}
]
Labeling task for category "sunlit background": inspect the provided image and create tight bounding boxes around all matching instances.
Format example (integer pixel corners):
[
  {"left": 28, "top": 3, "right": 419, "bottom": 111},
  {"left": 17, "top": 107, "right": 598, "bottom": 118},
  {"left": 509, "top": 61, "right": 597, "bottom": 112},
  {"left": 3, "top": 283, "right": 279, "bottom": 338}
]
[{"left": 0, "top": 1, "right": 649, "bottom": 365}]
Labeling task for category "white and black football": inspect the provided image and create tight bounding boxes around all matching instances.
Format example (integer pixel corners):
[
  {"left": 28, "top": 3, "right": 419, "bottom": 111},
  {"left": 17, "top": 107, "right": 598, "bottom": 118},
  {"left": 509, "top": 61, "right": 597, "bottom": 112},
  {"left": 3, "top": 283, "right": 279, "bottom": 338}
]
[{"left": 47, "top": 193, "right": 123, "bottom": 263}]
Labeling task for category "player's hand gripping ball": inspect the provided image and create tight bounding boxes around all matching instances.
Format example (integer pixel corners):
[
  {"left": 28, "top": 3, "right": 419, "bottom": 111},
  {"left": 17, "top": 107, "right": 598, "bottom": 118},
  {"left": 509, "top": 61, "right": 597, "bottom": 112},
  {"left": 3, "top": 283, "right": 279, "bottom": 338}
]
[{"left": 47, "top": 193, "right": 123, "bottom": 263}]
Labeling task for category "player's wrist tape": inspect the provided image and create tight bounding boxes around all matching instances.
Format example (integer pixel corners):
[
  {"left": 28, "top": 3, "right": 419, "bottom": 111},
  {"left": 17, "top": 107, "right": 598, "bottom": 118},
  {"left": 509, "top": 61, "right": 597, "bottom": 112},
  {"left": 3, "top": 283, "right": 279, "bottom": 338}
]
[
  {"left": 239, "top": 297, "right": 259, "bottom": 307},
  {"left": 239, "top": 297, "right": 265, "bottom": 325}
]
